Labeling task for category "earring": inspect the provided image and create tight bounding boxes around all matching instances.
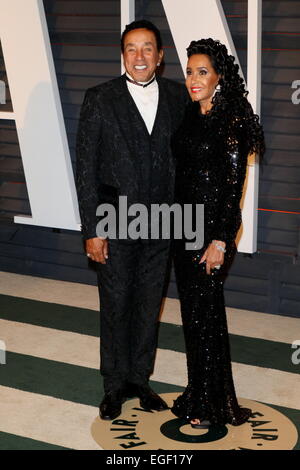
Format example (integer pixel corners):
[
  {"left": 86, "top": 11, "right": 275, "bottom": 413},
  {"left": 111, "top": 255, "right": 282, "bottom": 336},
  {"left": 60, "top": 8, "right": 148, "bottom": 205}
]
[
  {"left": 212, "top": 83, "right": 221, "bottom": 99},
  {"left": 157, "top": 63, "right": 161, "bottom": 66}
]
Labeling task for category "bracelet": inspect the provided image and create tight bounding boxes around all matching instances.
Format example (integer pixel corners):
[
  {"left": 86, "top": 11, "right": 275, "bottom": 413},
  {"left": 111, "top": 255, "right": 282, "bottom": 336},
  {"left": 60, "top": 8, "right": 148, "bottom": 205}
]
[{"left": 212, "top": 240, "right": 226, "bottom": 253}]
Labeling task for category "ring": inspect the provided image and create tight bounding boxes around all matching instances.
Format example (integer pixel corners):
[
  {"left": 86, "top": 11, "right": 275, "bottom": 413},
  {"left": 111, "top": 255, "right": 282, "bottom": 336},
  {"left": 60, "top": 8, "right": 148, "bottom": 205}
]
[{"left": 214, "top": 265, "right": 221, "bottom": 269}]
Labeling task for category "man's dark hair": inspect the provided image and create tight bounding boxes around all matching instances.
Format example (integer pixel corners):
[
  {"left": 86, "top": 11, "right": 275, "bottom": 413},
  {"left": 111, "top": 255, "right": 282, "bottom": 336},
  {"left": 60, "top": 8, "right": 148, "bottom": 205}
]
[{"left": 121, "top": 19, "right": 162, "bottom": 52}]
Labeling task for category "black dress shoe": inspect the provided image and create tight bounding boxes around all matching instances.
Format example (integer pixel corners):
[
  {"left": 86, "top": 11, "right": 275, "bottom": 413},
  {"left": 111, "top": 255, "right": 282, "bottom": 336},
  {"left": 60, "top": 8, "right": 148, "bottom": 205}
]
[
  {"left": 99, "top": 389, "right": 126, "bottom": 420},
  {"left": 126, "top": 383, "right": 169, "bottom": 411}
]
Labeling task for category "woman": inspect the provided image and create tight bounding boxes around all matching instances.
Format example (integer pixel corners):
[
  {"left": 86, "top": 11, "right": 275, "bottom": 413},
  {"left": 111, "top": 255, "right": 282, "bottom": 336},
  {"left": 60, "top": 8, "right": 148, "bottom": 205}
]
[{"left": 171, "top": 38, "right": 265, "bottom": 428}]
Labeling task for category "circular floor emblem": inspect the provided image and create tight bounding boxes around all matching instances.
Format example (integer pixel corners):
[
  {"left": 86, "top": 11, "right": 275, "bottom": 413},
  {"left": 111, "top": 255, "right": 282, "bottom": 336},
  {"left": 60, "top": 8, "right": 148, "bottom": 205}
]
[{"left": 91, "top": 393, "right": 298, "bottom": 450}]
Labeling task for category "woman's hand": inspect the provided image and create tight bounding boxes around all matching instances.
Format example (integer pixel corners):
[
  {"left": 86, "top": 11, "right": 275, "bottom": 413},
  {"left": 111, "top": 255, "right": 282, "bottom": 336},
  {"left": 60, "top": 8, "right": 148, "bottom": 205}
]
[{"left": 199, "top": 240, "right": 226, "bottom": 275}]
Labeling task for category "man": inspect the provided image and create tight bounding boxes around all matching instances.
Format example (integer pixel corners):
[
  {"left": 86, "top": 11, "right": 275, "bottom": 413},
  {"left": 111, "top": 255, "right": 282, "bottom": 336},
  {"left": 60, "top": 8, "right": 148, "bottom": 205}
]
[{"left": 76, "top": 20, "right": 188, "bottom": 420}]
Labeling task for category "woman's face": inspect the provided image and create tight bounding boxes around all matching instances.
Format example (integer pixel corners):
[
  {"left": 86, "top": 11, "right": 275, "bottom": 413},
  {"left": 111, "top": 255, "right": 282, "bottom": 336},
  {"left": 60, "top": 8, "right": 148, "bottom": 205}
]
[{"left": 185, "top": 54, "right": 220, "bottom": 108}]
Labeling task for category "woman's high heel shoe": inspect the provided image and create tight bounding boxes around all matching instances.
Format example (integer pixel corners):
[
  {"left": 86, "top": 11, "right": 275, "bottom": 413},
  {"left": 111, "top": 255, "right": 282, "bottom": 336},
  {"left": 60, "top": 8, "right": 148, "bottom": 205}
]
[{"left": 190, "top": 419, "right": 211, "bottom": 429}]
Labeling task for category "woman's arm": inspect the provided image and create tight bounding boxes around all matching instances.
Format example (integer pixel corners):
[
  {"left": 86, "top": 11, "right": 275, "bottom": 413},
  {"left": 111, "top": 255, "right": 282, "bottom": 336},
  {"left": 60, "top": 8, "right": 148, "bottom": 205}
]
[{"left": 210, "top": 123, "right": 249, "bottom": 246}]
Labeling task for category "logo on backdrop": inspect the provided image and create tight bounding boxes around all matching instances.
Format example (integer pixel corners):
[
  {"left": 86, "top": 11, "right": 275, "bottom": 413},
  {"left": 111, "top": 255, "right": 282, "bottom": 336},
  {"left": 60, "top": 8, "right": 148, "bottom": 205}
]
[{"left": 91, "top": 393, "right": 298, "bottom": 450}]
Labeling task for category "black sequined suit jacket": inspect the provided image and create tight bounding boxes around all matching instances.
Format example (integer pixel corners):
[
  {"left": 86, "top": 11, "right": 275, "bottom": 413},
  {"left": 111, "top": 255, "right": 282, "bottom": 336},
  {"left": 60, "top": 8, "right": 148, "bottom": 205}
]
[{"left": 76, "top": 74, "right": 188, "bottom": 240}]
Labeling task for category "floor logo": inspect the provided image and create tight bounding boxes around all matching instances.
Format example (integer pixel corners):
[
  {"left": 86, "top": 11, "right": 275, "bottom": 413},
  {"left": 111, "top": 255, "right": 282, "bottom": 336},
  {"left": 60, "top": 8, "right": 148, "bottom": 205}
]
[{"left": 91, "top": 393, "right": 298, "bottom": 450}]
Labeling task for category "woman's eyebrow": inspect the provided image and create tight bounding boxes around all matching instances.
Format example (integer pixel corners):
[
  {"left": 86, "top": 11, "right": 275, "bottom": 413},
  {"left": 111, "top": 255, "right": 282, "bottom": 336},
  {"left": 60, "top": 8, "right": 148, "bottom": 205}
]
[{"left": 186, "top": 66, "right": 209, "bottom": 71}]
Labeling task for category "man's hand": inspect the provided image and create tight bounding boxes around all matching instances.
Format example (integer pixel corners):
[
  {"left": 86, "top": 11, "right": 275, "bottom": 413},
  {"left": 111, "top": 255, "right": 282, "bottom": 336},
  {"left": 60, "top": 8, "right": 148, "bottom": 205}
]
[
  {"left": 85, "top": 237, "right": 109, "bottom": 264},
  {"left": 199, "top": 240, "right": 226, "bottom": 275}
]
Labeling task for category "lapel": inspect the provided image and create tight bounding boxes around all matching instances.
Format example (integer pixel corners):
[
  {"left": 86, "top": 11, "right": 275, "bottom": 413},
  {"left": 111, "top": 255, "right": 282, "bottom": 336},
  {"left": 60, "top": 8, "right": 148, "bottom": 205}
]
[
  {"left": 110, "top": 74, "right": 171, "bottom": 156},
  {"left": 151, "top": 75, "right": 171, "bottom": 152},
  {"left": 110, "top": 74, "right": 147, "bottom": 158}
]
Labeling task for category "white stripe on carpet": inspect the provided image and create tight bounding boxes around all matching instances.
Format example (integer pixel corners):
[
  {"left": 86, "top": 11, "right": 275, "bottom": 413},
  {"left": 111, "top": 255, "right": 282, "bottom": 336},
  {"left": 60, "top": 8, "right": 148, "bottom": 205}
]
[
  {"left": 0, "top": 385, "right": 101, "bottom": 450},
  {"left": 1, "top": 319, "right": 300, "bottom": 411},
  {"left": 1, "top": 271, "right": 299, "bottom": 344}
]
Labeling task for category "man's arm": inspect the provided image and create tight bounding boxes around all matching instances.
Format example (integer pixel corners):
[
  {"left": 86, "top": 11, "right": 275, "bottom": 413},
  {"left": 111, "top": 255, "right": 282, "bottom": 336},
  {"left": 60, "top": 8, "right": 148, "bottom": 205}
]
[{"left": 76, "top": 88, "right": 108, "bottom": 263}]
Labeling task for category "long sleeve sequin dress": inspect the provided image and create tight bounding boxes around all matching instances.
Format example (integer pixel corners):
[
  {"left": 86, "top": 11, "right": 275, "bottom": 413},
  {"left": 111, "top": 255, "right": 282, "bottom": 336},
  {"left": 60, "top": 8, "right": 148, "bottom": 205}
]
[{"left": 171, "top": 102, "right": 252, "bottom": 426}]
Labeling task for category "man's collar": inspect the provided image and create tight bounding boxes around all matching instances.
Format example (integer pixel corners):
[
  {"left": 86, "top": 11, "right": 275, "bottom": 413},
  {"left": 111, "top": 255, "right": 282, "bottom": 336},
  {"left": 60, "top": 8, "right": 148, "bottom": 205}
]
[{"left": 125, "top": 72, "right": 156, "bottom": 88}]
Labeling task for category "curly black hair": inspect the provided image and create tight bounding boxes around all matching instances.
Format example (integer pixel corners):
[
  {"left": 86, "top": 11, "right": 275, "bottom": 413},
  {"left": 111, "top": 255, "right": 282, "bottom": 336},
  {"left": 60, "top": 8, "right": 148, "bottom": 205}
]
[{"left": 187, "top": 38, "right": 265, "bottom": 158}]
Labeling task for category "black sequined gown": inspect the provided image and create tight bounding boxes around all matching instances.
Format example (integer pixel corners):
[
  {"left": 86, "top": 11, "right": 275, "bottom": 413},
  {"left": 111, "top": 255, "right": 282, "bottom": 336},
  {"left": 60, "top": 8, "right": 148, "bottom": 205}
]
[{"left": 171, "top": 102, "right": 252, "bottom": 426}]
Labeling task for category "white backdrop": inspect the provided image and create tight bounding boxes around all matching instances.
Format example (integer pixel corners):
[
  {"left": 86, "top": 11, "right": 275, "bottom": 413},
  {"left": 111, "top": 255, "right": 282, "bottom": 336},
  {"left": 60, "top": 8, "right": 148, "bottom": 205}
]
[{"left": 0, "top": 0, "right": 262, "bottom": 252}]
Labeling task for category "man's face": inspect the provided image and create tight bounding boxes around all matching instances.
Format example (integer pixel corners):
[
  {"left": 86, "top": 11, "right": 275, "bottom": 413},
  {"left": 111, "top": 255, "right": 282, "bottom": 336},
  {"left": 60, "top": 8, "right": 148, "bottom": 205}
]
[{"left": 123, "top": 28, "right": 163, "bottom": 82}]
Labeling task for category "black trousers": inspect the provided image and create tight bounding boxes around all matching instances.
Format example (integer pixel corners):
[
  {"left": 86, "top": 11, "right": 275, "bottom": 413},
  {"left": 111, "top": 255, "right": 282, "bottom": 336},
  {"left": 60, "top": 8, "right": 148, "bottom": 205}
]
[{"left": 96, "top": 239, "right": 170, "bottom": 393}]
